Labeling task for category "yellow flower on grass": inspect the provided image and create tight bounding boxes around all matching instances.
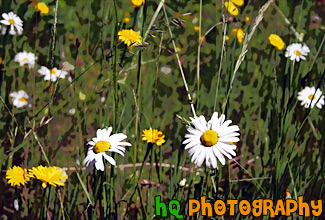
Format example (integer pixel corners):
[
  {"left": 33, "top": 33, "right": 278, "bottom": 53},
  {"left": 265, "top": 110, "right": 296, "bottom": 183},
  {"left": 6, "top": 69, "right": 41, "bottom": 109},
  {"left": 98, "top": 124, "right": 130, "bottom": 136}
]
[
  {"left": 123, "top": 12, "right": 131, "bottom": 24},
  {"left": 142, "top": 128, "right": 166, "bottom": 146},
  {"left": 36, "top": 2, "right": 49, "bottom": 15},
  {"left": 245, "top": 16, "right": 250, "bottom": 23},
  {"left": 268, "top": 34, "right": 285, "bottom": 50},
  {"left": 6, "top": 166, "right": 30, "bottom": 187},
  {"left": 124, "top": 17, "right": 130, "bottom": 24},
  {"left": 231, "top": 27, "right": 238, "bottom": 37},
  {"left": 236, "top": 28, "right": 244, "bottom": 43},
  {"left": 131, "top": 0, "right": 145, "bottom": 8},
  {"left": 29, "top": 165, "right": 68, "bottom": 188},
  {"left": 231, "top": 0, "right": 244, "bottom": 6},
  {"left": 225, "top": 1, "right": 239, "bottom": 16},
  {"left": 118, "top": 29, "right": 142, "bottom": 47},
  {"left": 193, "top": 26, "right": 200, "bottom": 32}
]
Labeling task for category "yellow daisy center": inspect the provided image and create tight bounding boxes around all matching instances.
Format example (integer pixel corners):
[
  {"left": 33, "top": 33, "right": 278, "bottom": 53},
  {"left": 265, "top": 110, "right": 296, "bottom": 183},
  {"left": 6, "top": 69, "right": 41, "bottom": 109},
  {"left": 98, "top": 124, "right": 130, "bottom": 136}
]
[
  {"left": 8, "top": 19, "right": 15, "bottom": 25},
  {"left": 19, "top": 97, "right": 27, "bottom": 102},
  {"left": 201, "top": 130, "right": 219, "bottom": 147},
  {"left": 308, "top": 94, "right": 315, "bottom": 100},
  {"left": 295, "top": 50, "right": 301, "bottom": 56},
  {"left": 23, "top": 58, "right": 28, "bottom": 61},
  {"left": 50, "top": 69, "right": 57, "bottom": 74},
  {"left": 94, "top": 141, "right": 111, "bottom": 153}
]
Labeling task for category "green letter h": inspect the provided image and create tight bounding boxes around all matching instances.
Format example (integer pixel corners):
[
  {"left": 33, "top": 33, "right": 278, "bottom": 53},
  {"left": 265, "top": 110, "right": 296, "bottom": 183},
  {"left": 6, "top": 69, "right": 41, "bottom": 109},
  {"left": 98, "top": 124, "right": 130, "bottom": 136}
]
[{"left": 155, "top": 196, "right": 167, "bottom": 217}]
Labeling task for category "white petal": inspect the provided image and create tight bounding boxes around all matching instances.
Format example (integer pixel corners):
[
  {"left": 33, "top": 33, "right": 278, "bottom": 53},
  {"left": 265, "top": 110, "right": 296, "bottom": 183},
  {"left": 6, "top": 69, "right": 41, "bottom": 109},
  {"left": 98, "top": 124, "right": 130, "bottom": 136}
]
[
  {"left": 212, "top": 147, "right": 225, "bottom": 165},
  {"left": 103, "top": 154, "right": 116, "bottom": 166},
  {"left": 95, "top": 157, "right": 105, "bottom": 171}
]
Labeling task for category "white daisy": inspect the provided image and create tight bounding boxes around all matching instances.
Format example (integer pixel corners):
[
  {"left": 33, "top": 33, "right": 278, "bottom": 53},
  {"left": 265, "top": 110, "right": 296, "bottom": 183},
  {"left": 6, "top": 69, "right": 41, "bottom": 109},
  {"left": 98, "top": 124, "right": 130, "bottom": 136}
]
[
  {"left": 38, "top": 66, "right": 68, "bottom": 82},
  {"left": 285, "top": 43, "right": 310, "bottom": 62},
  {"left": 9, "top": 90, "right": 29, "bottom": 108},
  {"left": 179, "top": 178, "right": 186, "bottom": 187},
  {"left": 182, "top": 112, "right": 240, "bottom": 169},
  {"left": 83, "top": 127, "right": 131, "bottom": 172},
  {"left": 297, "top": 86, "right": 324, "bottom": 109},
  {"left": 0, "top": 12, "right": 23, "bottom": 35},
  {"left": 14, "top": 51, "right": 37, "bottom": 68}
]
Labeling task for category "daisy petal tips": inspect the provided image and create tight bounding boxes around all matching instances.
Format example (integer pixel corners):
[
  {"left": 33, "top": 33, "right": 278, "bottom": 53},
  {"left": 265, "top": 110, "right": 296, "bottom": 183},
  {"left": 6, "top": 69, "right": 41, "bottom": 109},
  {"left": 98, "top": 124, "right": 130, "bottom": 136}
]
[
  {"left": 83, "top": 127, "right": 131, "bottom": 172},
  {"left": 182, "top": 112, "right": 240, "bottom": 169}
]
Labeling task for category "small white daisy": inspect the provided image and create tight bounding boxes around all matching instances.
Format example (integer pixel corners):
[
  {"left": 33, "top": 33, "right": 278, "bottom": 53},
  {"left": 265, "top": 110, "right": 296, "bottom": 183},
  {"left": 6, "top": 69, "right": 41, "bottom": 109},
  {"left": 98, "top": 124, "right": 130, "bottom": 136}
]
[
  {"left": 38, "top": 66, "right": 68, "bottom": 82},
  {"left": 0, "top": 12, "right": 23, "bottom": 35},
  {"left": 285, "top": 43, "right": 310, "bottom": 62},
  {"left": 297, "top": 86, "right": 324, "bottom": 109},
  {"left": 14, "top": 51, "right": 37, "bottom": 68},
  {"left": 68, "top": 108, "right": 76, "bottom": 115},
  {"left": 9, "top": 90, "right": 29, "bottom": 108},
  {"left": 83, "top": 127, "right": 131, "bottom": 172},
  {"left": 179, "top": 178, "right": 186, "bottom": 187},
  {"left": 182, "top": 112, "right": 240, "bottom": 169}
]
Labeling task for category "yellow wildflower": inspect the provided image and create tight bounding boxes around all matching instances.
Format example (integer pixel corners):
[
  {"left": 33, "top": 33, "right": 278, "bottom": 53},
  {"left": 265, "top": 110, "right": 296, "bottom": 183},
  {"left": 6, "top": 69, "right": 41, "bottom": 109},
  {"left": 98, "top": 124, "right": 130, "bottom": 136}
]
[
  {"left": 6, "top": 166, "right": 30, "bottom": 187},
  {"left": 225, "top": 1, "right": 239, "bottom": 16},
  {"left": 142, "top": 128, "right": 166, "bottom": 146},
  {"left": 36, "top": 2, "right": 49, "bottom": 15},
  {"left": 268, "top": 34, "right": 285, "bottom": 50},
  {"left": 118, "top": 29, "right": 142, "bottom": 47},
  {"left": 131, "top": 0, "right": 145, "bottom": 8},
  {"left": 29, "top": 165, "right": 68, "bottom": 188}
]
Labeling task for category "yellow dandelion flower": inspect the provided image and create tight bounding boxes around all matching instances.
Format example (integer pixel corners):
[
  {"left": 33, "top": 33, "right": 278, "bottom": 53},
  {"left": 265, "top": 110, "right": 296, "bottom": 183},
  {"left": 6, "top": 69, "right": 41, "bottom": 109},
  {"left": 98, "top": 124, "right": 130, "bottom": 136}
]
[
  {"left": 142, "top": 128, "right": 166, "bottom": 146},
  {"left": 29, "top": 165, "right": 68, "bottom": 188},
  {"left": 193, "top": 26, "right": 200, "bottom": 32},
  {"left": 225, "top": 35, "right": 230, "bottom": 41},
  {"left": 118, "top": 29, "right": 142, "bottom": 47},
  {"left": 36, "top": 2, "right": 49, "bottom": 15},
  {"left": 225, "top": 1, "right": 239, "bottom": 16},
  {"left": 6, "top": 166, "right": 30, "bottom": 187},
  {"left": 131, "top": 0, "right": 145, "bottom": 8},
  {"left": 236, "top": 28, "right": 244, "bottom": 44},
  {"left": 268, "top": 34, "right": 285, "bottom": 50}
]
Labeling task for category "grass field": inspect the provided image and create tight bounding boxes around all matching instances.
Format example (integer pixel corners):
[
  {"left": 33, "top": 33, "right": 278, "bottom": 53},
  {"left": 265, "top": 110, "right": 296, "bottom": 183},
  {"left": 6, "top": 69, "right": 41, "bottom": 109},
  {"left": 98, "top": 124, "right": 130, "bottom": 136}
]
[{"left": 0, "top": 0, "right": 324, "bottom": 219}]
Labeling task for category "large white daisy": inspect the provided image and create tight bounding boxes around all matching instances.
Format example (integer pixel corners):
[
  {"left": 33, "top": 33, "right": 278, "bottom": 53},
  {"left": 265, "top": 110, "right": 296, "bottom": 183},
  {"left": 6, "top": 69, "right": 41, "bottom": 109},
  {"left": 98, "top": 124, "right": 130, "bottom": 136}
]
[
  {"left": 14, "top": 51, "right": 37, "bottom": 68},
  {"left": 38, "top": 66, "right": 68, "bottom": 82},
  {"left": 285, "top": 43, "right": 310, "bottom": 62},
  {"left": 0, "top": 12, "right": 23, "bottom": 35},
  {"left": 83, "top": 128, "right": 131, "bottom": 172},
  {"left": 297, "top": 86, "right": 324, "bottom": 109},
  {"left": 9, "top": 90, "right": 29, "bottom": 108},
  {"left": 182, "top": 112, "right": 240, "bottom": 169}
]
